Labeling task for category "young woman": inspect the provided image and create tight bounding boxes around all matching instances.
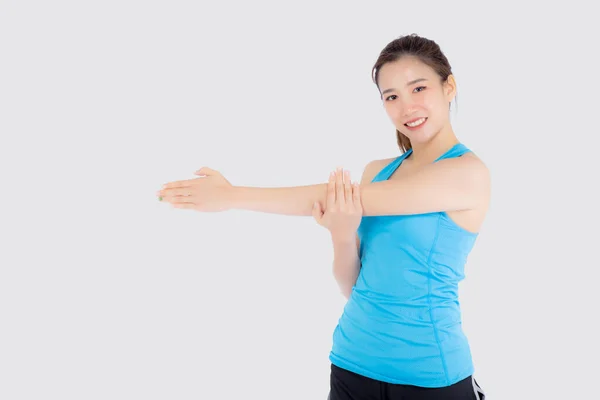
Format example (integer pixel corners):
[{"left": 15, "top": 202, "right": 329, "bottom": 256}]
[{"left": 157, "top": 34, "right": 489, "bottom": 400}]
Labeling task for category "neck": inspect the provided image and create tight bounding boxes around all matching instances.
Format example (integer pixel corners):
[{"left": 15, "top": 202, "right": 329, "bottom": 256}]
[{"left": 409, "top": 126, "right": 459, "bottom": 166}]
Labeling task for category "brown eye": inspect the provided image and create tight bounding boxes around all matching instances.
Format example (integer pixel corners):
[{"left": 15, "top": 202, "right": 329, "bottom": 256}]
[{"left": 414, "top": 86, "right": 426, "bottom": 93}]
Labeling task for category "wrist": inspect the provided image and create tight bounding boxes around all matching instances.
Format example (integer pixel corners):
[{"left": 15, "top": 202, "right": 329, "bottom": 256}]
[
  {"left": 331, "top": 232, "right": 356, "bottom": 245},
  {"left": 226, "top": 186, "right": 240, "bottom": 210}
]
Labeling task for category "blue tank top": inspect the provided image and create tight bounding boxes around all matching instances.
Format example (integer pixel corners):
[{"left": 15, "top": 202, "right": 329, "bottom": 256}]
[{"left": 329, "top": 143, "right": 479, "bottom": 388}]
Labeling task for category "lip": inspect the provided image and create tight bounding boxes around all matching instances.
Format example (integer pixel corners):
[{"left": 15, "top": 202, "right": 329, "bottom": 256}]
[
  {"left": 404, "top": 117, "right": 427, "bottom": 124},
  {"left": 404, "top": 117, "right": 428, "bottom": 130}
]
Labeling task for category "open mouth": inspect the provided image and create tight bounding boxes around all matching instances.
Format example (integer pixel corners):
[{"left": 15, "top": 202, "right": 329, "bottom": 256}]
[{"left": 404, "top": 117, "right": 427, "bottom": 130}]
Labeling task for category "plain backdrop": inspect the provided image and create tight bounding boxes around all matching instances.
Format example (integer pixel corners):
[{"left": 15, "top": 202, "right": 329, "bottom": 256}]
[{"left": 1, "top": 1, "right": 598, "bottom": 399}]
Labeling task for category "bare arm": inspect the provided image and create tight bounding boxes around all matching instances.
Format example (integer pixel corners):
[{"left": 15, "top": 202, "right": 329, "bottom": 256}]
[
  {"left": 227, "top": 184, "right": 328, "bottom": 216},
  {"left": 331, "top": 234, "right": 360, "bottom": 299},
  {"left": 227, "top": 155, "right": 489, "bottom": 217},
  {"left": 330, "top": 164, "right": 377, "bottom": 299},
  {"left": 359, "top": 155, "right": 490, "bottom": 216}
]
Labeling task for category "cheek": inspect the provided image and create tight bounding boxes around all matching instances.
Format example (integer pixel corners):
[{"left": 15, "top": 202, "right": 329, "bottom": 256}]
[
  {"left": 428, "top": 92, "right": 449, "bottom": 111},
  {"left": 385, "top": 101, "right": 408, "bottom": 116},
  {"left": 419, "top": 94, "right": 438, "bottom": 110},
  {"left": 383, "top": 103, "right": 399, "bottom": 121}
]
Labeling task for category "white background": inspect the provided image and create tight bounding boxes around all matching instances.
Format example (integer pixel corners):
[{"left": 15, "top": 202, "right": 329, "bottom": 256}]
[{"left": 1, "top": 1, "right": 598, "bottom": 399}]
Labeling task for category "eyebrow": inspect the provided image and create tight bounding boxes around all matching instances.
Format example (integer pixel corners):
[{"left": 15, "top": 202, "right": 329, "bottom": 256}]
[{"left": 381, "top": 78, "right": 428, "bottom": 95}]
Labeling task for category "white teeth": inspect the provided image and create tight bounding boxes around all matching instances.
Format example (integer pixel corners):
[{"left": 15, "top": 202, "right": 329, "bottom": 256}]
[{"left": 406, "top": 117, "right": 426, "bottom": 127}]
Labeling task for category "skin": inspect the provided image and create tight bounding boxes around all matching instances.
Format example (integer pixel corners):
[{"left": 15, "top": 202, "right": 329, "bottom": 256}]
[
  {"left": 312, "top": 168, "right": 363, "bottom": 297},
  {"left": 156, "top": 55, "right": 491, "bottom": 295},
  {"left": 367, "top": 55, "right": 490, "bottom": 233}
]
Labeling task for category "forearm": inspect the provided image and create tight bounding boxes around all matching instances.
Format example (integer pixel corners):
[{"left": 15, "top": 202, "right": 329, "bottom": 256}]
[
  {"left": 331, "top": 235, "right": 361, "bottom": 299},
  {"left": 227, "top": 183, "right": 328, "bottom": 216}
]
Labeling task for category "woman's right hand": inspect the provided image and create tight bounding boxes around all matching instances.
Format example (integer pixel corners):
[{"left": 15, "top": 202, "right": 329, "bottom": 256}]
[{"left": 312, "top": 168, "right": 363, "bottom": 240}]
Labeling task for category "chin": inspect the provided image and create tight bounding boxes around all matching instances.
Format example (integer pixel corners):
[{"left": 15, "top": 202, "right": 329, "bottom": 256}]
[{"left": 401, "top": 130, "right": 437, "bottom": 145}]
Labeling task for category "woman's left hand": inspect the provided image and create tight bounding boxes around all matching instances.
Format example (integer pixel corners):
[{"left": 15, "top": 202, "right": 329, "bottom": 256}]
[
  {"left": 157, "top": 167, "right": 233, "bottom": 212},
  {"left": 312, "top": 168, "right": 363, "bottom": 239}
]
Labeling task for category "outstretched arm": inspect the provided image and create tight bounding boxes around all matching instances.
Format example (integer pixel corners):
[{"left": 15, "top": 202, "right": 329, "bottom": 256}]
[
  {"left": 227, "top": 183, "right": 329, "bottom": 217},
  {"left": 227, "top": 156, "right": 489, "bottom": 217}
]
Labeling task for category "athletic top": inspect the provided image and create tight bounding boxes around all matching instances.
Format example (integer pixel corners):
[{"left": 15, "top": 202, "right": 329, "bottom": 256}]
[{"left": 329, "top": 143, "right": 479, "bottom": 388}]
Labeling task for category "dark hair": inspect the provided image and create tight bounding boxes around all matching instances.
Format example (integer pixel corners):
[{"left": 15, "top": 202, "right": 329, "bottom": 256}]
[{"left": 371, "top": 34, "right": 456, "bottom": 152}]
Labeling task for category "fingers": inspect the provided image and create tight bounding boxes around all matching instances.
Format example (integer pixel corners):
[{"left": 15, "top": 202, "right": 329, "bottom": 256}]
[
  {"left": 157, "top": 188, "right": 193, "bottom": 198},
  {"left": 195, "top": 167, "right": 215, "bottom": 176},
  {"left": 344, "top": 170, "right": 353, "bottom": 205},
  {"left": 171, "top": 196, "right": 195, "bottom": 204},
  {"left": 327, "top": 168, "right": 354, "bottom": 208},
  {"left": 325, "top": 168, "right": 355, "bottom": 210},
  {"left": 327, "top": 170, "right": 336, "bottom": 207},
  {"left": 353, "top": 181, "right": 362, "bottom": 210},
  {"left": 173, "top": 203, "right": 196, "bottom": 210},
  {"left": 162, "top": 180, "right": 193, "bottom": 189},
  {"left": 336, "top": 168, "right": 345, "bottom": 204}
]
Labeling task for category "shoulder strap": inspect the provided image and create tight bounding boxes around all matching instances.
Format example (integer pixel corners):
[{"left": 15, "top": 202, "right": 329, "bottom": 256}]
[
  {"left": 372, "top": 149, "right": 413, "bottom": 182},
  {"left": 434, "top": 143, "right": 471, "bottom": 162},
  {"left": 370, "top": 143, "right": 470, "bottom": 181}
]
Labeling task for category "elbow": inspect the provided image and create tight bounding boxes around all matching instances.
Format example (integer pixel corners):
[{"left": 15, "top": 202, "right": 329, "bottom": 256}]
[
  {"left": 341, "top": 287, "right": 353, "bottom": 300},
  {"left": 333, "top": 273, "right": 357, "bottom": 299},
  {"left": 335, "top": 280, "right": 353, "bottom": 299}
]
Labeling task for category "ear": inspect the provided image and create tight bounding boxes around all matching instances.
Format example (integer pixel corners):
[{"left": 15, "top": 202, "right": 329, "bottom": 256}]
[{"left": 444, "top": 74, "right": 457, "bottom": 102}]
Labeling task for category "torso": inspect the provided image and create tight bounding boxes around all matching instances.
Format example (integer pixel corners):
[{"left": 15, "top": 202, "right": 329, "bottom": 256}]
[{"left": 332, "top": 144, "right": 484, "bottom": 386}]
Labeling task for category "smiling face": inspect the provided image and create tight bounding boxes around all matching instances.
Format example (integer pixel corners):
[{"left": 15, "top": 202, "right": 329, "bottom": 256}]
[{"left": 377, "top": 56, "right": 456, "bottom": 146}]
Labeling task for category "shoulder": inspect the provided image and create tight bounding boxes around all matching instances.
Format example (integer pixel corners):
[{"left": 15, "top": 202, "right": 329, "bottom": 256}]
[
  {"left": 435, "top": 151, "right": 491, "bottom": 203},
  {"left": 360, "top": 156, "right": 398, "bottom": 184},
  {"left": 444, "top": 151, "right": 490, "bottom": 183}
]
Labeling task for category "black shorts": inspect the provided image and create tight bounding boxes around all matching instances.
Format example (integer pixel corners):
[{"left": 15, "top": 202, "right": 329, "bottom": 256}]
[{"left": 328, "top": 363, "right": 485, "bottom": 400}]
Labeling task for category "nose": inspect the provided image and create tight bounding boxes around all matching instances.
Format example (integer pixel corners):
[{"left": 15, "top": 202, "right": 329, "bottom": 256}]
[
  {"left": 400, "top": 99, "right": 417, "bottom": 115},
  {"left": 403, "top": 107, "right": 417, "bottom": 117}
]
